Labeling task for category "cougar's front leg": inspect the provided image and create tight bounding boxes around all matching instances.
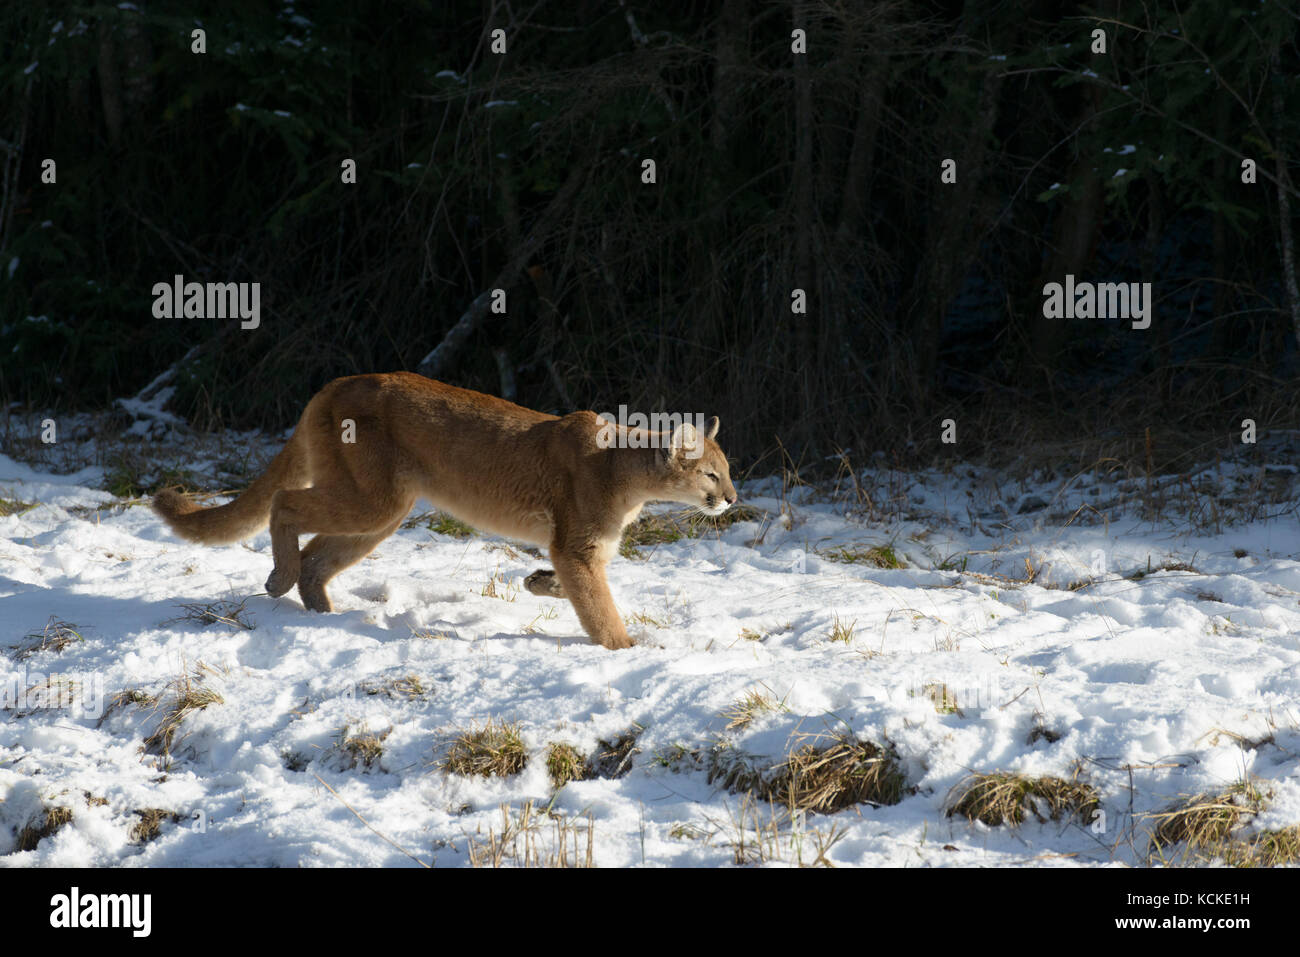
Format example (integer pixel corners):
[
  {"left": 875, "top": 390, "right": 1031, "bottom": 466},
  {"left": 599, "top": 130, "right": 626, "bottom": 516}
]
[
  {"left": 550, "top": 549, "right": 634, "bottom": 650},
  {"left": 524, "top": 569, "right": 566, "bottom": 598}
]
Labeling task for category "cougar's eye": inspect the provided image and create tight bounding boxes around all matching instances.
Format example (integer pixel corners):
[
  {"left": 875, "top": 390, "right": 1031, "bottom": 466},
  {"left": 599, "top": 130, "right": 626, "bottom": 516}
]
[{"left": 706, "top": 472, "right": 719, "bottom": 483}]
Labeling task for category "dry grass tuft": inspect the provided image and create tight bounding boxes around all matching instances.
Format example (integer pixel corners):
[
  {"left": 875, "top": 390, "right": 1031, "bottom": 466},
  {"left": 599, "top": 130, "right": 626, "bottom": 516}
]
[
  {"left": 625, "top": 609, "right": 667, "bottom": 628},
  {"left": 2, "top": 675, "right": 82, "bottom": 717},
  {"left": 828, "top": 614, "right": 857, "bottom": 643},
  {"left": 104, "top": 457, "right": 198, "bottom": 499},
  {"left": 405, "top": 511, "right": 477, "bottom": 539},
  {"left": 712, "top": 794, "right": 850, "bottom": 866},
  {"left": 618, "top": 506, "right": 768, "bottom": 559},
  {"left": 922, "top": 683, "right": 960, "bottom": 715},
  {"left": 819, "top": 543, "right": 905, "bottom": 568},
  {"left": 651, "top": 743, "right": 695, "bottom": 771},
  {"left": 338, "top": 724, "right": 393, "bottom": 770},
  {"left": 545, "top": 743, "right": 589, "bottom": 788},
  {"left": 480, "top": 571, "right": 518, "bottom": 601},
  {"left": 465, "top": 801, "right": 595, "bottom": 868},
  {"left": 13, "top": 617, "right": 83, "bottom": 660},
  {"left": 620, "top": 513, "right": 685, "bottom": 559},
  {"left": 586, "top": 726, "right": 642, "bottom": 779},
  {"left": 686, "top": 503, "right": 766, "bottom": 533},
  {"left": 721, "top": 688, "right": 787, "bottom": 730},
  {"left": 130, "top": 808, "right": 183, "bottom": 844},
  {"left": 523, "top": 606, "right": 559, "bottom": 634},
  {"left": 945, "top": 772, "right": 1100, "bottom": 827},
  {"left": 0, "top": 497, "right": 38, "bottom": 517},
  {"left": 1147, "top": 779, "right": 1269, "bottom": 863},
  {"left": 360, "top": 674, "right": 426, "bottom": 699},
  {"left": 1223, "top": 825, "right": 1300, "bottom": 867},
  {"left": 543, "top": 730, "right": 650, "bottom": 787},
  {"left": 1126, "top": 558, "right": 1199, "bottom": 581},
  {"left": 710, "top": 733, "right": 905, "bottom": 814},
  {"left": 738, "top": 621, "right": 793, "bottom": 644},
  {"left": 142, "top": 665, "right": 225, "bottom": 761},
  {"left": 167, "top": 596, "right": 255, "bottom": 631},
  {"left": 17, "top": 804, "right": 73, "bottom": 851},
  {"left": 409, "top": 627, "right": 453, "bottom": 641},
  {"left": 669, "top": 822, "right": 712, "bottom": 841},
  {"left": 99, "top": 688, "right": 157, "bottom": 725},
  {"left": 443, "top": 719, "right": 527, "bottom": 777},
  {"left": 1143, "top": 776, "right": 1300, "bottom": 867}
]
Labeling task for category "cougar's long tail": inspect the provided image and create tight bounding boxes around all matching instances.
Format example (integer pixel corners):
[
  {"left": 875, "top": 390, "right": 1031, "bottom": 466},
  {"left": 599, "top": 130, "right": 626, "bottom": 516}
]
[{"left": 153, "top": 431, "right": 309, "bottom": 544}]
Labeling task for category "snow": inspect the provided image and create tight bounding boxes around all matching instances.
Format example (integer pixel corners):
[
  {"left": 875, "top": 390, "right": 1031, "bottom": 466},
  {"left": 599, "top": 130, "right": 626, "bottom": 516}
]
[{"left": 2, "top": 435, "right": 1299, "bottom": 867}]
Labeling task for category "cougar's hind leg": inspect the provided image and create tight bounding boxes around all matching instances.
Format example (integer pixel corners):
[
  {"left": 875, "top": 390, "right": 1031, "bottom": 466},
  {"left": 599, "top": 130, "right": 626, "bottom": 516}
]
[
  {"left": 297, "top": 511, "right": 408, "bottom": 612},
  {"left": 265, "top": 484, "right": 410, "bottom": 603}
]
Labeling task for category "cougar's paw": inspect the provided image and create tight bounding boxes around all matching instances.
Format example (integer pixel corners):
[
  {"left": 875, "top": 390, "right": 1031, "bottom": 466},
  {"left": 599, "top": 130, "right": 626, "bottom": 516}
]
[
  {"left": 599, "top": 630, "right": 637, "bottom": 650},
  {"left": 524, "top": 568, "right": 566, "bottom": 598},
  {"left": 298, "top": 580, "right": 333, "bottom": 613},
  {"left": 266, "top": 566, "right": 298, "bottom": 598}
]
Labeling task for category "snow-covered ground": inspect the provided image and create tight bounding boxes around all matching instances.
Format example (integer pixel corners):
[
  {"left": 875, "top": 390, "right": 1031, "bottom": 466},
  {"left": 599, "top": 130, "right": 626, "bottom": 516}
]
[{"left": 2, "top": 426, "right": 1299, "bottom": 867}]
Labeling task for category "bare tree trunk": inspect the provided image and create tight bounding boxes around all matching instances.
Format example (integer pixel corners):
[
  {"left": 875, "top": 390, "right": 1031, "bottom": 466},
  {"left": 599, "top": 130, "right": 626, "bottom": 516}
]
[
  {"left": 1143, "top": 178, "right": 1167, "bottom": 380},
  {"left": 711, "top": 0, "right": 747, "bottom": 152},
  {"left": 121, "top": 12, "right": 154, "bottom": 114},
  {"left": 97, "top": 20, "right": 124, "bottom": 147},
  {"left": 0, "top": 76, "right": 31, "bottom": 255},
  {"left": 835, "top": 56, "right": 883, "bottom": 247},
  {"left": 1024, "top": 86, "right": 1104, "bottom": 374},
  {"left": 907, "top": 69, "right": 1002, "bottom": 393},
  {"left": 1210, "top": 92, "right": 1233, "bottom": 357},
  {"left": 1272, "top": 52, "right": 1300, "bottom": 353},
  {"left": 1030, "top": 155, "right": 1102, "bottom": 362},
  {"left": 791, "top": 1, "right": 817, "bottom": 430}
]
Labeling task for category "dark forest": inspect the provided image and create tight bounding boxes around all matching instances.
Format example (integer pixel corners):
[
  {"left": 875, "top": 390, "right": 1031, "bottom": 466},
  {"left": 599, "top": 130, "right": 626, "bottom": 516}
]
[{"left": 3, "top": 0, "right": 1298, "bottom": 474}]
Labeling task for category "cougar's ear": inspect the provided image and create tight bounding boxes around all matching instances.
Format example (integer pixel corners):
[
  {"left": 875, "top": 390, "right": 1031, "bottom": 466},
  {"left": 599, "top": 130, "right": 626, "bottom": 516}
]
[
  {"left": 669, "top": 422, "right": 700, "bottom": 456},
  {"left": 704, "top": 416, "right": 720, "bottom": 441}
]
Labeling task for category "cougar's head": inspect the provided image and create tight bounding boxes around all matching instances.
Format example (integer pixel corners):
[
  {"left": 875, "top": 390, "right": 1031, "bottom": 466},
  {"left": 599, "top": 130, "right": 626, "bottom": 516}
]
[{"left": 661, "top": 417, "right": 737, "bottom": 516}]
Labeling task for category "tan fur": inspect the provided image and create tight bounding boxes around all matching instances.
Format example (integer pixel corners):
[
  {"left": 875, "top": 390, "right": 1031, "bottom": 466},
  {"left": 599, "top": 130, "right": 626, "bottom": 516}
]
[{"left": 153, "top": 372, "right": 738, "bottom": 649}]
